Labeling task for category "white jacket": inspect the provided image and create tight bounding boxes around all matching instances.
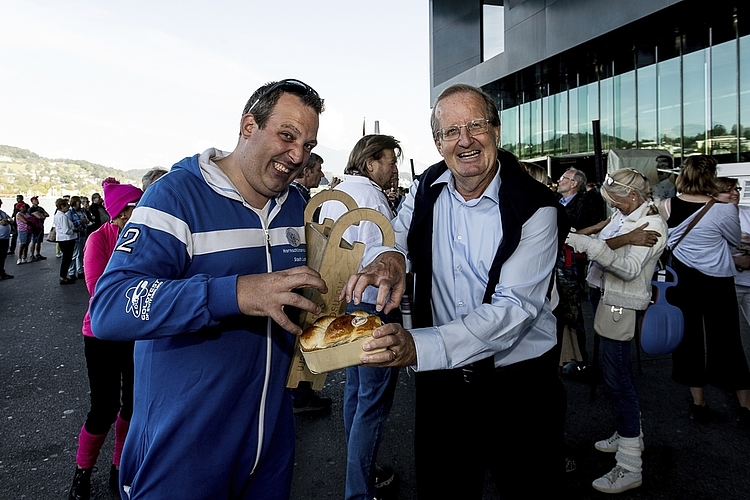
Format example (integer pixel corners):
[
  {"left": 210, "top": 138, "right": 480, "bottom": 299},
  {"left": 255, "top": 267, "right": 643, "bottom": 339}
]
[{"left": 566, "top": 203, "right": 667, "bottom": 311}]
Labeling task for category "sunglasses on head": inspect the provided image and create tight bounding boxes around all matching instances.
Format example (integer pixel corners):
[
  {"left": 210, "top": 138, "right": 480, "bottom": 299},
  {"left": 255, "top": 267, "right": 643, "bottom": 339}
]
[{"left": 246, "top": 79, "right": 319, "bottom": 113}]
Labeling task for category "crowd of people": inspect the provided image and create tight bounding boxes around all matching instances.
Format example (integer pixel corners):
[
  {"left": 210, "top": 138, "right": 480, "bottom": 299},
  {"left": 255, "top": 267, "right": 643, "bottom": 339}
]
[{"left": 7, "top": 79, "right": 747, "bottom": 499}]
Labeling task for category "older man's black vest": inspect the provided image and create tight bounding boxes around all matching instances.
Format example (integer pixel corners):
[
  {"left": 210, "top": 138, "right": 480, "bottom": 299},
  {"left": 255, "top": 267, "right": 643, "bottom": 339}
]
[{"left": 406, "top": 149, "right": 569, "bottom": 328}]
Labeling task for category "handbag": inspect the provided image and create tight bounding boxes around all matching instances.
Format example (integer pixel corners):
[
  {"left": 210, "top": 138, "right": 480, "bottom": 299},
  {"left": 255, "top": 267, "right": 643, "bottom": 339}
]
[
  {"left": 593, "top": 304, "right": 636, "bottom": 341},
  {"left": 47, "top": 226, "right": 57, "bottom": 242},
  {"left": 641, "top": 265, "right": 684, "bottom": 354}
]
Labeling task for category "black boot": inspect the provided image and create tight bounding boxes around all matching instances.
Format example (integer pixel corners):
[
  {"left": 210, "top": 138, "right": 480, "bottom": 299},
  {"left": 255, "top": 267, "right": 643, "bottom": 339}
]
[
  {"left": 68, "top": 467, "right": 92, "bottom": 500},
  {"left": 109, "top": 464, "right": 120, "bottom": 493}
]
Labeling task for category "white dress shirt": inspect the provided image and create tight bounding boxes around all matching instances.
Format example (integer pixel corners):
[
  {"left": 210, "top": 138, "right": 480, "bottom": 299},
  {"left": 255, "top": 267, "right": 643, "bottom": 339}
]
[{"left": 365, "top": 165, "right": 559, "bottom": 371}]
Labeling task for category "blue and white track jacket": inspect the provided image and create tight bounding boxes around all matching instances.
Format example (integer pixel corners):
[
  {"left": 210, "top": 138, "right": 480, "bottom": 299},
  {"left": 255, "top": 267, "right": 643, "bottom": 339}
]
[{"left": 90, "top": 149, "right": 306, "bottom": 499}]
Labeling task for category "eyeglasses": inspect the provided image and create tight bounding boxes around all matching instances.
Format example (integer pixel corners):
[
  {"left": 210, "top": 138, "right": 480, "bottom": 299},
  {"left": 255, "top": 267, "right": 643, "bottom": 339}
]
[
  {"left": 722, "top": 187, "right": 742, "bottom": 193},
  {"left": 437, "top": 119, "right": 491, "bottom": 142},
  {"left": 558, "top": 176, "right": 574, "bottom": 182},
  {"left": 246, "top": 79, "right": 319, "bottom": 113}
]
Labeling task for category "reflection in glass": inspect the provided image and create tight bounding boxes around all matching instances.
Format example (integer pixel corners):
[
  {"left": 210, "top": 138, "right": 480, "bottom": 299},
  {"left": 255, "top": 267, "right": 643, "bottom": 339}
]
[
  {"left": 600, "top": 77, "right": 614, "bottom": 150},
  {"left": 483, "top": 4, "right": 505, "bottom": 61},
  {"left": 741, "top": 35, "right": 750, "bottom": 158},
  {"left": 711, "top": 39, "right": 738, "bottom": 156},
  {"left": 530, "top": 98, "right": 542, "bottom": 156},
  {"left": 569, "top": 88, "right": 579, "bottom": 153},
  {"left": 501, "top": 107, "right": 519, "bottom": 154},
  {"left": 638, "top": 64, "right": 657, "bottom": 148},
  {"left": 615, "top": 71, "right": 636, "bottom": 148},
  {"left": 683, "top": 49, "right": 708, "bottom": 155},
  {"left": 657, "top": 57, "right": 681, "bottom": 155}
]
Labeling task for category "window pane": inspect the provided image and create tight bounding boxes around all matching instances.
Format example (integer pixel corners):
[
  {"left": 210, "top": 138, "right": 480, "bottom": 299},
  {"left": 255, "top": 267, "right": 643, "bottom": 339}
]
[
  {"left": 741, "top": 34, "right": 750, "bottom": 160},
  {"left": 614, "top": 70, "right": 636, "bottom": 148},
  {"left": 530, "top": 98, "right": 542, "bottom": 156},
  {"left": 577, "top": 84, "right": 589, "bottom": 153},
  {"left": 638, "top": 64, "right": 657, "bottom": 148},
  {"left": 657, "top": 57, "right": 682, "bottom": 156},
  {"left": 569, "top": 88, "right": 579, "bottom": 153},
  {"left": 600, "top": 77, "right": 614, "bottom": 150},
  {"left": 683, "top": 48, "right": 708, "bottom": 155},
  {"left": 710, "top": 39, "right": 738, "bottom": 157},
  {"left": 483, "top": 4, "right": 505, "bottom": 61},
  {"left": 501, "top": 107, "right": 519, "bottom": 154}
]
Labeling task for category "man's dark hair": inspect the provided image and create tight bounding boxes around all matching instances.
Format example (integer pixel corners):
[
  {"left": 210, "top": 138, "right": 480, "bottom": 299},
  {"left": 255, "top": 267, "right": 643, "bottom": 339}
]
[
  {"left": 242, "top": 80, "right": 325, "bottom": 130},
  {"left": 656, "top": 155, "right": 673, "bottom": 168},
  {"left": 296, "top": 153, "right": 324, "bottom": 179},
  {"left": 344, "top": 135, "right": 402, "bottom": 176}
]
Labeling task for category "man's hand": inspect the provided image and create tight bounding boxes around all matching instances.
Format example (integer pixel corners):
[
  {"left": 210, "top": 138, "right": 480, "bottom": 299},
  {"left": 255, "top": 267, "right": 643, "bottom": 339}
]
[
  {"left": 341, "top": 251, "right": 406, "bottom": 314},
  {"left": 236, "top": 266, "right": 328, "bottom": 335},
  {"left": 360, "top": 323, "right": 417, "bottom": 367},
  {"left": 624, "top": 222, "right": 661, "bottom": 247},
  {"left": 734, "top": 254, "right": 750, "bottom": 271}
]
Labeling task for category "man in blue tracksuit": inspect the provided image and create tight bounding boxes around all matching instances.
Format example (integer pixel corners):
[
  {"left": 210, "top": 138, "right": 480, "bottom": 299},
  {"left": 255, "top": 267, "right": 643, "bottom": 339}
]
[{"left": 89, "top": 79, "right": 327, "bottom": 500}]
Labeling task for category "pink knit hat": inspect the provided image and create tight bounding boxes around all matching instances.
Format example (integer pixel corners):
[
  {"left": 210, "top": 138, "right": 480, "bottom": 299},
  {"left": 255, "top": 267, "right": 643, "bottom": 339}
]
[{"left": 102, "top": 177, "right": 143, "bottom": 218}]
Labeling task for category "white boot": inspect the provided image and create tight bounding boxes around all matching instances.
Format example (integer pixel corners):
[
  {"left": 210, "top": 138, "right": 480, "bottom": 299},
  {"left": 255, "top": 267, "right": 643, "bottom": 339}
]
[{"left": 592, "top": 436, "right": 643, "bottom": 493}]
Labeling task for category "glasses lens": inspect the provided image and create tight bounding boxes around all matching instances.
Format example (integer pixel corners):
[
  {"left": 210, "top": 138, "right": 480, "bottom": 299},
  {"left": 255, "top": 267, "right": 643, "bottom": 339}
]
[
  {"left": 440, "top": 126, "right": 460, "bottom": 141},
  {"left": 467, "top": 119, "right": 489, "bottom": 135},
  {"left": 439, "top": 119, "right": 489, "bottom": 141}
]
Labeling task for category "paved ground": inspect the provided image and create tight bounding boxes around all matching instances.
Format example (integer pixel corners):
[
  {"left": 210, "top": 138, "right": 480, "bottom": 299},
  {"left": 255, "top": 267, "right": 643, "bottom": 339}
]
[{"left": 1, "top": 241, "right": 749, "bottom": 499}]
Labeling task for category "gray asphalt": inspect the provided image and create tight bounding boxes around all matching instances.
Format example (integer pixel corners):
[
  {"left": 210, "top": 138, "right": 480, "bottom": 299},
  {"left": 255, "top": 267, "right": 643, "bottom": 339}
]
[{"left": 1, "top": 241, "right": 749, "bottom": 499}]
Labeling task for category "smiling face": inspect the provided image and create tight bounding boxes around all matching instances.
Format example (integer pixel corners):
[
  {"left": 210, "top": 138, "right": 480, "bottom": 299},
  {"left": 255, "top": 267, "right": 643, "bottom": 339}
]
[
  {"left": 716, "top": 186, "right": 740, "bottom": 206},
  {"left": 433, "top": 91, "right": 500, "bottom": 200},
  {"left": 230, "top": 93, "right": 319, "bottom": 208}
]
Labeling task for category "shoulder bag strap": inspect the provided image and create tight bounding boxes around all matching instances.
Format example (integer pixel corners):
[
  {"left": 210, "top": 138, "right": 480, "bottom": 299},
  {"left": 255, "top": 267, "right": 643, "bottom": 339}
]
[{"left": 672, "top": 198, "right": 716, "bottom": 250}]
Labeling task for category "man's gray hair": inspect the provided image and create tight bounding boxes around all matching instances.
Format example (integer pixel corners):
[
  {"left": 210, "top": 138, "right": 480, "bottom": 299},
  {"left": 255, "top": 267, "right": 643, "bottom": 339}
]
[{"left": 142, "top": 167, "right": 168, "bottom": 190}]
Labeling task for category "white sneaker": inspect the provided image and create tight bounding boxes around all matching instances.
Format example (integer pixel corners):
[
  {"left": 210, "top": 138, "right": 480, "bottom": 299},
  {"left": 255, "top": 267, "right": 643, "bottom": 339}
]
[
  {"left": 56, "top": 253, "right": 62, "bottom": 258},
  {"left": 595, "top": 432, "right": 645, "bottom": 453},
  {"left": 16, "top": 259, "right": 22, "bottom": 265},
  {"left": 592, "top": 465, "right": 642, "bottom": 493}
]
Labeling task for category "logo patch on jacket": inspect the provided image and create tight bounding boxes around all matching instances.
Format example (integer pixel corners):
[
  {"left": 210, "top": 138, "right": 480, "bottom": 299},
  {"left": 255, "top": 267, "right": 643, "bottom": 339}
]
[
  {"left": 286, "top": 228, "right": 301, "bottom": 247},
  {"left": 125, "top": 279, "right": 164, "bottom": 320}
]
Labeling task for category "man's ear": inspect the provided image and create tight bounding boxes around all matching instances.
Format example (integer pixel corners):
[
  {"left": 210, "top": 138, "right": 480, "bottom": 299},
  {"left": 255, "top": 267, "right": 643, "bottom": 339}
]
[
  {"left": 365, "top": 157, "right": 375, "bottom": 172},
  {"left": 434, "top": 138, "right": 443, "bottom": 156},
  {"left": 240, "top": 113, "right": 257, "bottom": 138}
]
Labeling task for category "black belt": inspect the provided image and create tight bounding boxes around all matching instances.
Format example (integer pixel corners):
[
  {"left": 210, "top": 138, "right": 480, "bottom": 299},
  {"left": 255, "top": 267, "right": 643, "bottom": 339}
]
[{"left": 459, "top": 349, "right": 555, "bottom": 384}]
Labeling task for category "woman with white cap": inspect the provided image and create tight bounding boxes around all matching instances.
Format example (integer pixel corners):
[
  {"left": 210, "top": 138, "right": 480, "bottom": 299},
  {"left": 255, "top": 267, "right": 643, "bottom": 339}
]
[{"left": 68, "top": 177, "right": 143, "bottom": 500}]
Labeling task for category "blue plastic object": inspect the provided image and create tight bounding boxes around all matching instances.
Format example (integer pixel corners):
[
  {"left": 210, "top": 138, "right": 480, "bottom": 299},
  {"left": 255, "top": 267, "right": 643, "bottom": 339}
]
[{"left": 641, "top": 266, "right": 684, "bottom": 355}]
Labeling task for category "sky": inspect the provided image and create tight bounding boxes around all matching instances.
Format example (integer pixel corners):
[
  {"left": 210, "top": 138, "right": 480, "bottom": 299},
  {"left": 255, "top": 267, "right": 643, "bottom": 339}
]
[{"left": 0, "top": 0, "right": 442, "bottom": 178}]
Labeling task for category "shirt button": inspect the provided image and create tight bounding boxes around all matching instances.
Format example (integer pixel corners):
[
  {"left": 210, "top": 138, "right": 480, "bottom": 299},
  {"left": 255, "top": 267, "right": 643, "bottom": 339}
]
[
  {"left": 456, "top": 265, "right": 462, "bottom": 271},
  {"left": 458, "top": 301, "right": 464, "bottom": 307},
  {"left": 457, "top": 235, "right": 462, "bottom": 240}
]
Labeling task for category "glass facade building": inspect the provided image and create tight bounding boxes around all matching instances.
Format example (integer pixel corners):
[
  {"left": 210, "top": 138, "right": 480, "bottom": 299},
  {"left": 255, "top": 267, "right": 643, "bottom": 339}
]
[{"left": 430, "top": 0, "right": 750, "bottom": 168}]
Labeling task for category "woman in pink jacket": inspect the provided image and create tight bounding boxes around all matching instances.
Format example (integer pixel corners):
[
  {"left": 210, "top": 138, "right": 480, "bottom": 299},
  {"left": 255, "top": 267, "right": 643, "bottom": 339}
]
[{"left": 68, "top": 178, "right": 143, "bottom": 500}]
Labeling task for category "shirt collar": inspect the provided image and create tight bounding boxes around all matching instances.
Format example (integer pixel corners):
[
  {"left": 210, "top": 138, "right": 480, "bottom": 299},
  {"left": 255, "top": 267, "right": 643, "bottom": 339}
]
[
  {"left": 430, "top": 160, "right": 501, "bottom": 205},
  {"left": 559, "top": 192, "right": 577, "bottom": 206}
]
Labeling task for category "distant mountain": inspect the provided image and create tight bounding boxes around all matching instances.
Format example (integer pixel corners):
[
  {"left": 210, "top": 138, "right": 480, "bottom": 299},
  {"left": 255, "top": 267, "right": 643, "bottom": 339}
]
[
  {"left": 0, "top": 144, "right": 428, "bottom": 198},
  {"left": 0, "top": 145, "right": 145, "bottom": 197}
]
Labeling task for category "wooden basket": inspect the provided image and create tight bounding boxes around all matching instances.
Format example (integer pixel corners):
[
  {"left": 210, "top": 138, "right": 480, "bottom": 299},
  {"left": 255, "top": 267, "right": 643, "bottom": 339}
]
[{"left": 286, "top": 190, "right": 395, "bottom": 387}]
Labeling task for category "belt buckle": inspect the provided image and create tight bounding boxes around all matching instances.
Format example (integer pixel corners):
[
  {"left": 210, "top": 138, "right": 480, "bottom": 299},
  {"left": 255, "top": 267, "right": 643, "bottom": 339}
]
[{"left": 462, "top": 365, "right": 475, "bottom": 384}]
